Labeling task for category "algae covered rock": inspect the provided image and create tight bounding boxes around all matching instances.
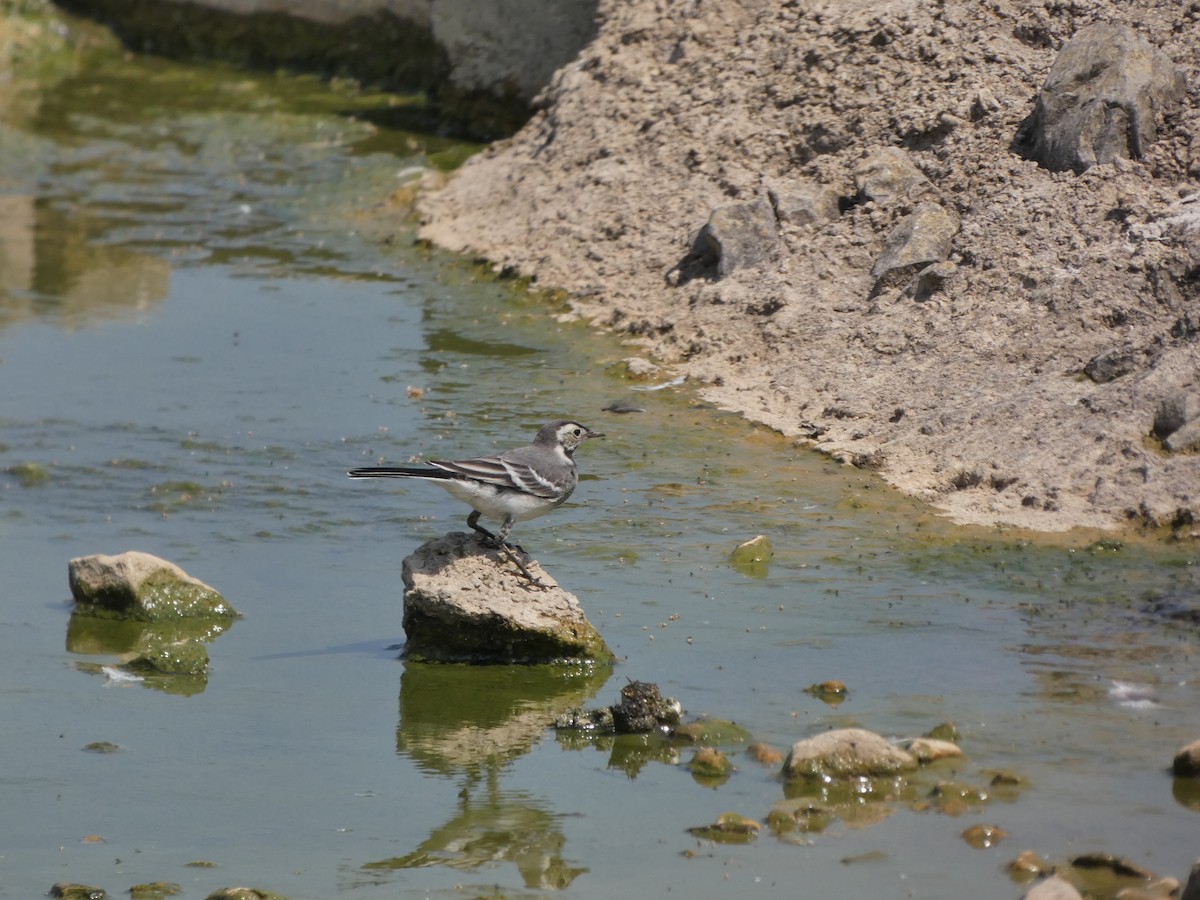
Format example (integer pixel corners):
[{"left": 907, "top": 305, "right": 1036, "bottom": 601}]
[{"left": 69, "top": 551, "right": 236, "bottom": 621}]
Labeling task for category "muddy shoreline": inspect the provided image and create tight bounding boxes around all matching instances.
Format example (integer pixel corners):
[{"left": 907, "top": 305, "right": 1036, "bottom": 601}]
[{"left": 416, "top": 0, "right": 1200, "bottom": 538}]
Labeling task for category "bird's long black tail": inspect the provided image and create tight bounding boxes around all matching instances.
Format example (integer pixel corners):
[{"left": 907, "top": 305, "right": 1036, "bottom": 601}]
[{"left": 347, "top": 466, "right": 451, "bottom": 480}]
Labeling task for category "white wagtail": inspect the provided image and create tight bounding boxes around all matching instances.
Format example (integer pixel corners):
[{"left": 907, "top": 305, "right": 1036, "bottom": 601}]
[{"left": 348, "top": 420, "right": 604, "bottom": 583}]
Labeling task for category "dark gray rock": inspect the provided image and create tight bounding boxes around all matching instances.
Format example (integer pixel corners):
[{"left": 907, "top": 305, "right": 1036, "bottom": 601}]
[
  {"left": 1015, "top": 23, "right": 1186, "bottom": 173},
  {"left": 699, "top": 199, "right": 779, "bottom": 278},
  {"left": 871, "top": 202, "right": 959, "bottom": 290},
  {"left": 1083, "top": 347, "right": 1141, "bottom": 383},
  {"left": 401, "top": 531, "right": 612, "bottom": 663},
  {"left": 1154, "top": 391, "right": 1200, "bottom": 438}
]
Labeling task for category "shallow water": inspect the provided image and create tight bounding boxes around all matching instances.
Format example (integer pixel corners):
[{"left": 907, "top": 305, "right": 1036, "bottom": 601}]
[{"left": 1, "top": 45, "right": 1199, "bottom": 900}]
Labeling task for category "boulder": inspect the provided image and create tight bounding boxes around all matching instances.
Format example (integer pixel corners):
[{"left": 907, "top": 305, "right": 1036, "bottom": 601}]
[
  {"left": 854, "top": 147, "right": 937, "bottom": 208},
  {"left": 401, "top": 532, "right": 613, "bottom": 663},
  {"left": 1154, "top": 392, "right": 1200, "bottom": 438},
  {"left": 68, "top": 551, "right": 235, "bottom": 621},
  {"left": 698, "top": 199, "right": 778, "bottom": 278},
  {"left": 769, "top": 182, "right": 840, "bottom": 226},
  {"left": 781, "top": 727, "right": 917, "bottom": 780},
  {"left": 871, "top": 201, "right": 960, "bottom": 291},
  {"left": 1014, "top": 23, "right": 1186, "bottom": 173}
]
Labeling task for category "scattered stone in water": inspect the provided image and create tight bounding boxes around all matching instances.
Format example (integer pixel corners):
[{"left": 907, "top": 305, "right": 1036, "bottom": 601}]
[
  {"left": 687, "top": 746, "right": 734, "bottom": 781},
  {"left": 767, "top": 798, "right": 834, "bottom": 834},
  {"left": 746, "top": 742, "right": 783, "bottom": 767},
  {"left": 82, "top": 741, "right": 121, "bottom": 753},
  {"left": 1008, "top": 851, "right": 1054, "bottom": 882},
  {"left": 924, "top": 721, "right": 961, "bottom": 742},
  {"left": 1173, "top": 738, "right": 1200, "bottom": 777},
  {"left": 903, "top": 736, "right": 963, "bottom": 764},
  {"left": 729, "top": 534, "right": 773, "bottom": 577},
  {"left": 130, "top": 883, "right": 182, "bottom": 898},
  {"left": 601, "top": 399, "right": 647, "bottom": 414},
  {"left": 672, "top": 717, "right": 751, "bottom": 745},
  {"left": 781, "top": 728, "right": 917, "bottom": 781},
  {"left": 49, "top": 884, "right": 107, "bottom": 900},
  {"left": 69, "top": 551, "right": 236, "bottom": 621},
  {"left": 804, "top": 679, "right": 847, "bottom": 705},
  {"left": 203, "top": 890, "right": 289, "bottom": 900},
  {"left": 686, "top": 811, "right": 760, "bottom": 843},
  {"left": 185, "top": 861, "right": 219, "bottom": 868},
  {"left": 962, "top": 823, "right": 1008, "bottom": 849},
  {"left": 555, "top": 680, "right": 681, "bottom": 734},
  {"left": 401, "top": 532, "right": 613, "bottom": 664},
  {"left": 1070, "top": 852, "right": 1155, "bottom": 880},
  {"left": 927, "top": 780, "right": 989, "bottom": 815}
]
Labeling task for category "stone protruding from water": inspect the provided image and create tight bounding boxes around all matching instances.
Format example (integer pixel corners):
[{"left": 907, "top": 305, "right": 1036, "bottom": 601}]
[
  {"left": 69, "top": 551, "right": 236, "bottom": 621},
  {"left": 781, "top": 727, "right": 918, "bottom": 781},
  {"left": 401, "top": 531, "right": 613, "bottom": 664}
]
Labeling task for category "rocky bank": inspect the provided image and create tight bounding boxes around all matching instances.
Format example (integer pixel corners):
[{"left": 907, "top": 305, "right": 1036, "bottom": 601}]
[{"left": 418, "top": 0, "right": 1200, "bottom": 535}]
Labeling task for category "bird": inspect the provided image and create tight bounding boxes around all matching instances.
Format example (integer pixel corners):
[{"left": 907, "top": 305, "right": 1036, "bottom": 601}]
[{"left": 348, "top": 420, "right": 604, "bottom": 583}]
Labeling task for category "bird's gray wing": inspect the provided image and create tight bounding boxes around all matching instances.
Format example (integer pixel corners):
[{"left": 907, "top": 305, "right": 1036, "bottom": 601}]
[{"left": 431, "top": 454, "right": 564, "bottom": 499}]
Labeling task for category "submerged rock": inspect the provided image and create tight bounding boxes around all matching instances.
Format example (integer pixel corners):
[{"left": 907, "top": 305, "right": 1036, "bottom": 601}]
[
  {"left": 782, "top": 727, "right": 917, "bottom": 781},
  {"left": 49, "top": 884, "right": 107, "bottom": 900},
  {"left": 401, "top": 531, "right": 613, "bottom": 664},
  {"left": 69, "top": 551, "right": 235, "bottom": 621}
]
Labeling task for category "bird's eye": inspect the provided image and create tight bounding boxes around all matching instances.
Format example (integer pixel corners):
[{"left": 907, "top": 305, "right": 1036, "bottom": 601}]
[{"left": 573, "top": 428, "right": 581, "bottom": 436}]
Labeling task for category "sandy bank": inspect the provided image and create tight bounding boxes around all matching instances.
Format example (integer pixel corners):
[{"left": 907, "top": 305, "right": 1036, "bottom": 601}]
[{"left": 417, "top": 0, "right": 1200, "bottom": 537}]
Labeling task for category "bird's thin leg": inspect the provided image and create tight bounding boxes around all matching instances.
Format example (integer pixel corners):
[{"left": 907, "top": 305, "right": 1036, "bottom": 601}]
[
  {"left": 467, "top": 510, "right": 497, "bottom": 541},
  {"left": 494, "top": 516, "right": 543, "bottom": 586}
]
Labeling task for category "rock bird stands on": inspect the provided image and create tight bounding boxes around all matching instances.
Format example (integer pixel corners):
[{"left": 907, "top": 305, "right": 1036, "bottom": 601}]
[{"left": 349, "top": 420, "right": 604, "bottom": 583}]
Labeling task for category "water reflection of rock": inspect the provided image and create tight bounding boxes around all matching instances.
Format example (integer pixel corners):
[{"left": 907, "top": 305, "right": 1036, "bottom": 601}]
[
  {"left": 66, "top": 613, "right": 233, "bottom": 696},
  {"left": 0, "top": 195, "right": 169, "bottom": 328},
  {"left": 363, "top": 770, "right": 587, "bottom": 890},
  {"left": 377, "top": 663, "right": 607, "bottom": 888}
]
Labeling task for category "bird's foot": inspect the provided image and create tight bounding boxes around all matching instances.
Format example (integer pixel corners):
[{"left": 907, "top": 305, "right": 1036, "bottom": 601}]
[{"left": 497, "top": 543, "right": 547, "bottom": 589}]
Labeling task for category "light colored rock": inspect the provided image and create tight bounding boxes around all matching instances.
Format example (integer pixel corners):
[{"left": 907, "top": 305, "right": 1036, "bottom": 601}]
[
  {"left": 401, "top": 531, "right": 612, "bottom": 663},
  {"left": 68, "top": 551, "right": 235, "bottom": 621},
  {"left": 1015, "top": 23, "right": 1186, "bottom": 172},
  {"left": 871, "top": 202, "right": 960, "bottom": 288},
  {"left": 1024, "top": 875, "right": 1084, "bottom": 900},
  {"left": 770, "top": 182, "right": 840, "bottom": 226},
  {"left": 781, "top": 727, "right": 916, "bottom": 780},
  {"left": 903, "top": 737, "right": 963, "bottom": 763},
  {"left": 854, "top": 147, "right": 937, "bottom": 208}
]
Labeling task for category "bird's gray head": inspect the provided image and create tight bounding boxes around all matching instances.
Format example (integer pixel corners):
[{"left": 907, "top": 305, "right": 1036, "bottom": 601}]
[{"left": 538, "top": 420, "right": 605, "bottom": 456}]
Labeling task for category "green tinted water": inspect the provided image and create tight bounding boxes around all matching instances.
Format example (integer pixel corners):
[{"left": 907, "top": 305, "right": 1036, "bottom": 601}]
[{"left": 1, "top": 38, "right": 1198, "bottom": 900}]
